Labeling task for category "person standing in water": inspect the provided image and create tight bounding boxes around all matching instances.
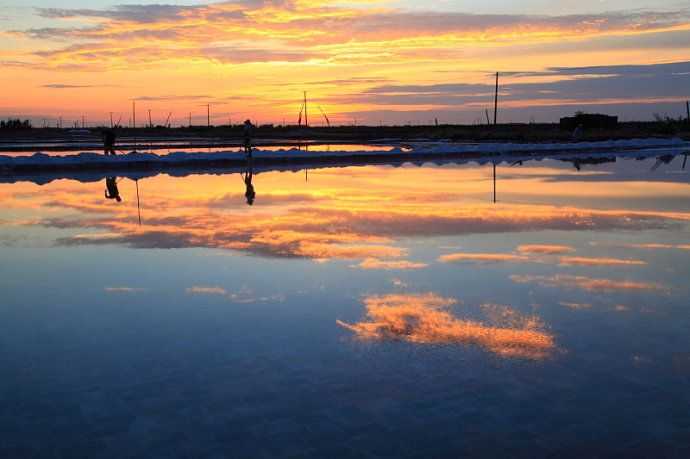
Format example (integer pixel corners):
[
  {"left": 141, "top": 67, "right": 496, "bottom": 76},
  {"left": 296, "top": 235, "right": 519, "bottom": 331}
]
[
  {"left": 243, "top": 119, "right": 253, "bottom": 158},
  {"left": 103, "top": 129, "right": 116, "bottom": 156},
  {"left": 105, "top": 177, "right": 122, "bottom": 202}
]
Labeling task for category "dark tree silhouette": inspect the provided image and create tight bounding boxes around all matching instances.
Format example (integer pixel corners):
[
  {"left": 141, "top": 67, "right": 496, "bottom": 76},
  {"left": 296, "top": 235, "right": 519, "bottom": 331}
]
[{"left": 0, "top": 119, "right": 32, "bottom": 129}]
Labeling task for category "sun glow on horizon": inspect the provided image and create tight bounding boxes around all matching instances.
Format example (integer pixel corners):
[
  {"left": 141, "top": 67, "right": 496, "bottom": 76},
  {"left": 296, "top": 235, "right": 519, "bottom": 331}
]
[{"left": 1, "top": 1, "right": 690, "bottom": 125}]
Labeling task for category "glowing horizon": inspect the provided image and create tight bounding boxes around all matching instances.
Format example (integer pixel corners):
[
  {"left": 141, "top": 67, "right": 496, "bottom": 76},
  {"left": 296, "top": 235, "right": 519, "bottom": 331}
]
[{"left": 2, "top": 1, "right": 690, "bottom": 126}]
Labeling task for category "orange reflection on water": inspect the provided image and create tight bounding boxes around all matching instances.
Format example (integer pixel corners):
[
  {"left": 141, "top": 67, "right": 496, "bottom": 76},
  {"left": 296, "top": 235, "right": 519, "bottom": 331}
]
[
  {"left": 4, "top": 163, "right": 690, "bottom": 267},
  {"left": 337, "top": 293, "right": 554, "bottom": 359},
  {"left": 559, "top": 256, "right": 646, "bottom": 267},
  {"left": 517, "top": 245, "right": 575, "bottom": 255},
  {"left": 511, "top": 274, "right": 666, "bottom": 292},
  {"left": 439, "top": 252, "right": 530, "bottom": 264},
  {"left": 353, "top": 258, "right": 429, "bottom": 270}
]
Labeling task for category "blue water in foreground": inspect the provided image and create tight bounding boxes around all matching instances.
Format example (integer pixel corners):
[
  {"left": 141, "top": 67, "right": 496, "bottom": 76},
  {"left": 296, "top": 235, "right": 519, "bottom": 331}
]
[{"left": 1, "top": 153, "right": 690, "bottom": 457}]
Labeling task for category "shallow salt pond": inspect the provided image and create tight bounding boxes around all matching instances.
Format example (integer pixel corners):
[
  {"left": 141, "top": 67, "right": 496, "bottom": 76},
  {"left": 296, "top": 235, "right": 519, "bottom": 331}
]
[{"left": 1, "top": 153, "right": 690, "bottom": 457}]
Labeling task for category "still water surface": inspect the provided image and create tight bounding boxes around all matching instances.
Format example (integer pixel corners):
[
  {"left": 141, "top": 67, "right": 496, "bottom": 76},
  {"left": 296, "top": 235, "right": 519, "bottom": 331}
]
[{"left": 1, "top": 154, "right": 690, "bottom": 457}]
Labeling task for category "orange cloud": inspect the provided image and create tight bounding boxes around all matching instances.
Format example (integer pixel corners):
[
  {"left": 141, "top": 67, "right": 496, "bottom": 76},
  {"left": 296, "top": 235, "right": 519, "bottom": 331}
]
[
  {"left": 185, "top": 285, "right": 284, "bottom": 303},
  {"left": 337, "top": 293, "right": 555, "bottom": 359},
  {"left": 186, "top": 286, "right": 227, "bottom": 295},
  {"left": 5, "top": 0, "right": 690, "bottom": 124},
  {"left": 439, "top": 252, "right": 530, "bottom": 264},
  {"left": 353, "top": 258, "right": 428, "bottom": 270},
  {"left": 21, "top": 3, "right": 690, "bottom": 67},
  {"left": 618, "top": 243, "right": 690, "bottom": 251},
  {"left": 517, "top": 244, "right": 575, "bottom": 255},
  {"left": 510, "top": 274, "right": 665, "bottom": 292},
  {"left": 559, "top": 257, "right": 646, "bottom": 267}
]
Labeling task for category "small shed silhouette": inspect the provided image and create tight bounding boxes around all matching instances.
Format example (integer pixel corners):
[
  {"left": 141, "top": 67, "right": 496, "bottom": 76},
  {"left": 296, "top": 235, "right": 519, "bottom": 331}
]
[{"left": 560, "top": 113, "right": 618, "bottom": 130}]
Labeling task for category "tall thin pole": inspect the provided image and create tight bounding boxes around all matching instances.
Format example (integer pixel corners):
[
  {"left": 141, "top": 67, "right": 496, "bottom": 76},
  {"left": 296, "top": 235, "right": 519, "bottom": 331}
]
[
  {"left": 109, "top": 112, "right": 114, "bottom": 129},
  {"left": 686, "top": 100, "right": 689, "bottom": 123},
  {"left": 493, "top": 162, "right": 497, "bottom": 203},
  {"left": 148, "top": 109, "right": 152, "bottom": 128},
  {"left": 493, "top": 72, "right": 499, "bottom": 126},
  {"left": 189, "top": 112, "right": 192, "bottom": 127},
  {"left": 132, "top": 100, "right": 137, "bottom": 151},
  {"left": 303, "top": 91, "right": 308, "bottom": 127},
  {"left": 82, "top": 115, "right": 85, "bottom": 128},
  {"left": 207, "top": 104, "right": 210, "bottom": 128},
  {"left": 135, "top": 179, "right": 142, "bottom": 226}
]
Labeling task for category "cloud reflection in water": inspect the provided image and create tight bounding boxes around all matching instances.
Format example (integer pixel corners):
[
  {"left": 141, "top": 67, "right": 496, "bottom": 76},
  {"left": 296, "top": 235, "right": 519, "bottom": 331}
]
[
  {"left": 338, "top": 293, "right": 554, "bottom": 360},
  {"left": 511, "top": 274, "right": 666, "bottom": 292}
]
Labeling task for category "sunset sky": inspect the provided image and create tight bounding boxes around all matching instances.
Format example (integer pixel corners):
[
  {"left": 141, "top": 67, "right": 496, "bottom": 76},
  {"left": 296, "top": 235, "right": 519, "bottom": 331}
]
[{"left": 2, "top": 0, "right": 689, "bottom": 126}]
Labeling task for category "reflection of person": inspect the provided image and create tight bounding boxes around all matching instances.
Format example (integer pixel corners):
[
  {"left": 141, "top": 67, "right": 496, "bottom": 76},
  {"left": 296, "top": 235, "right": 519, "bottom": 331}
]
[
  {"left": 105, "top": 177, "right": 122, "bottom": 202},
  {"left": 242, "top": 167, "right": 255, "bottom": 206},
  {"left": 103, "top": 129, "right": 116, "bottom": 155},
  {"left": 243, "top": 119, "right": 253, "bottom": 158}
]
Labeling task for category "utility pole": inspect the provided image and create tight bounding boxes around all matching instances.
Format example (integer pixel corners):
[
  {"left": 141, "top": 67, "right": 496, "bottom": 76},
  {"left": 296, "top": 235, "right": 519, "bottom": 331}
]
[
  {"left": 189, "top": 112, "right": 192, "bottom": 127},
  {"left": 493, "top": 72, "right": 499, "bottom": 126},
  {"left": 303, "top": 91, "right": 308, "bottom": 127},
  {"left": 207, "top": 104, "right": 210, "bottom": 128},
  {"left": 132, "top": 100, "right": 138, "bottom": 151},
  {"left": 686, "top": 100, "right": 689, "bottom": 124},
  {"left": 110, "top": 112, "right": 114, "bottom": 129},
  {"left": 82, "top": 115, "right": 85, "bottom": 128},
  {"left": 148, "top": 109, "right": 152, "bottom": 128},
  {"left": 493, "top": 162, "right": 497, "bottom": 203}
]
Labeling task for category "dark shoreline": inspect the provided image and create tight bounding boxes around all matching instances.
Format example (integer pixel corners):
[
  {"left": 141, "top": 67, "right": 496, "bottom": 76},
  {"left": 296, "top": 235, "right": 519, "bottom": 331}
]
[{"left": 1, "top": 121, "right": 688, "bottom": 151}]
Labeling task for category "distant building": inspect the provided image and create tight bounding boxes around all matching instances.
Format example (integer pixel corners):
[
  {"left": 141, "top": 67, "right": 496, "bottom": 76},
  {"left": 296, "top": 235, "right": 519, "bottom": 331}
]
[{"left": 560, "top": 113, "right": 618, "bottom": 130}]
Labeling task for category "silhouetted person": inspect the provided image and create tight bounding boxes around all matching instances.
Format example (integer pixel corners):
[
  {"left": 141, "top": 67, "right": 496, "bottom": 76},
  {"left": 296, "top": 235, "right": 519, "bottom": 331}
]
[
  {"left": 105, "top": 177, "right": 122, "bottom": 202},
  {"left": 242, "top": 167, "right": 255, "bottom": 206},
  {"left": 243, "top": 119, "right": 253, "bottom": 158},
  {"left": 103, "top": 129, "right": 116, "bottom": 155},
  {"left": 572, "top": 124, "right": 583, "bottom": 141}
]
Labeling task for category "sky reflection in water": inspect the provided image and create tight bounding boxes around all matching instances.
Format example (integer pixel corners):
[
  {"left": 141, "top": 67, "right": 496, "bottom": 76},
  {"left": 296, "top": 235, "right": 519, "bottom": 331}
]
[{"left": 1, "top": 154, "right": 690, "bottom": 456}]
